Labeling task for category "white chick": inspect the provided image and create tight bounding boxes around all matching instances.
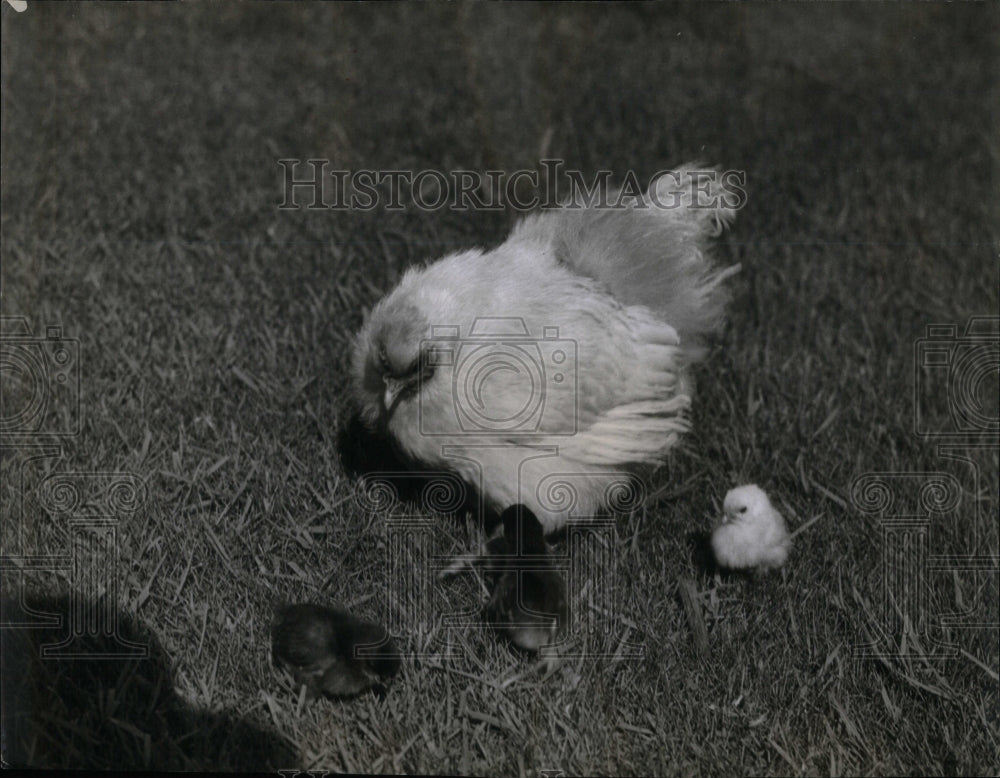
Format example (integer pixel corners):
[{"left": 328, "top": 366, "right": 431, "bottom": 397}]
[
  {"left": 711, "top": 484, "right": 791, "bottom": 571},
  {"left": 351, "top": 165, "right": 740, "bottom": 533}
]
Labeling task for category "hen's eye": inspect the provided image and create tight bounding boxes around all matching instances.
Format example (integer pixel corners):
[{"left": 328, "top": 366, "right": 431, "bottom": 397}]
[{"left": 377, "top": 344, "right": 389, "bottom": 369}]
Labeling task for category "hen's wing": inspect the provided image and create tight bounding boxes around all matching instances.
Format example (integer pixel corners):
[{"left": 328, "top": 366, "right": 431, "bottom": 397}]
[{"left": 509, "top": 163, "right": 740, "bottom": 361}]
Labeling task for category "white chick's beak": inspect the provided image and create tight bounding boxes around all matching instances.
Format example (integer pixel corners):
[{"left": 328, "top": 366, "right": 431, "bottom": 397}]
[{"left": 382, "top": 376, "right": 406, "bottom": 414}]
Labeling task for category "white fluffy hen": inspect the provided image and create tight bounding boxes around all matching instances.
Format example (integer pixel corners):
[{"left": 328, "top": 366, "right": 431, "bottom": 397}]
[
  {"left": 710, "top": 485, "right": 791, "bottom": 571},
  {"left": 352, "top": 165, "right": 739, "bottom": 533}
]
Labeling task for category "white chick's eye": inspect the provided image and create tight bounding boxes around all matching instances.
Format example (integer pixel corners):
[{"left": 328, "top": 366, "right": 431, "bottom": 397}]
[{"left": 738, "top": 506, "right": 747, "bottom": 514}]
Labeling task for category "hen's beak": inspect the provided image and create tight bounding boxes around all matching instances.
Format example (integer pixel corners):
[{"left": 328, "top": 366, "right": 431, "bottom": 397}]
[{"left": 383, "top": 376, "right": 406, "bottom": 414}]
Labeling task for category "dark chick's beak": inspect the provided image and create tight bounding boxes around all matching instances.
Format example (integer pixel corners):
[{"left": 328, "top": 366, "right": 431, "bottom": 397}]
[{"left": 486, "top": 572, "right": 567, "bottom": 653}]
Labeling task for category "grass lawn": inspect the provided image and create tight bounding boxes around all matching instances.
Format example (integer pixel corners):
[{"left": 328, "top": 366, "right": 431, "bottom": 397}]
[{"left": 2, "top": 2, "right": 998, "bottom": 774}]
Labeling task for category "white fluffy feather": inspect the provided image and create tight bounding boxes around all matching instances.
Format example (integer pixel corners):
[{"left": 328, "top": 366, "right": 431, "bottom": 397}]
[
  {"left": 351, "top": 165, "right": 739, "bottom": 532},
  {"left": 710, "top": 484, "right": 790, "bottom": 571}
]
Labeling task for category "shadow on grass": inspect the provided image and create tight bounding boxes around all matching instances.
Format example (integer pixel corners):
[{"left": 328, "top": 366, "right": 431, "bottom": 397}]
[
  {"left": 1, "top": 592, "right": 296, "bottom": 771},
  {"left": 686, "top": 530, "right": 719, "bottom": 577}
]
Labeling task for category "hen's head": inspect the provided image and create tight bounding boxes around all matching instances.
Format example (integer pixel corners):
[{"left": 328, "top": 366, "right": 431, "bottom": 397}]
[
  {"left": 352, "top": 290, "right": 434, "bottom": 428},
  {"left": 722, "top": 484, "right": 770, "bottom": 523},
  {"left": 351, "top": 252, "right": 486, "bottom": 430}
]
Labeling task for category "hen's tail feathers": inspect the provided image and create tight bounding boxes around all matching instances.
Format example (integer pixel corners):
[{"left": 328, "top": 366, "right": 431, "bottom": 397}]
[{"left": 512, "top": 163, "right": 741, "bottom": 362}]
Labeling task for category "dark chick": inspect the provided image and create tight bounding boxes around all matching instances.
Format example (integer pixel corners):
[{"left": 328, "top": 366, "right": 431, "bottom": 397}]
[
  {"left": 271, "top": 603, "right": 400, "bottom": 699},
  {"left": 485, "top": 505, "right": 568, "bottom": 653}
]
